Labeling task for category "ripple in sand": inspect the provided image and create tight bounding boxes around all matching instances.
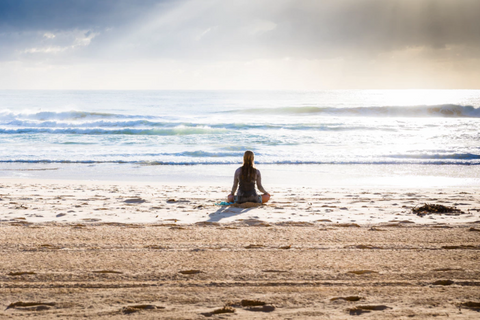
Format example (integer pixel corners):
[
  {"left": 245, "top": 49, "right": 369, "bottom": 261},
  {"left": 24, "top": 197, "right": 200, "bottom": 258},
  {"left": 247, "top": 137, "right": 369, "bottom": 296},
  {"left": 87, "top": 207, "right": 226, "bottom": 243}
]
[
  {"left": 241, "top": 300, "right": 266, "bottom": 307},
  {"left": 432, "top": 280, "right": 454, "bottom": 285},
  {"left": 169, "top": 226, "right": 186, "bottom": 230},
  {"left": 144, "top": 245, "right": 166, "bottom": 249},
  {"left": 331, "top": 296, "right": 363, "bottom": 302},
  {"left": 8, "top": 271, "right": 36, "bottom": 276},
  {"left": 245, "top": 305, "right": 275, "bottom": 312},
  {"left": 122, "top": 304, "right": 163, "bottom": 314},
  {"left": 201, "top": 306, "right": 235, "bottom": 316},
  {"left": 458, "top": 301, "right": 480, "bottom": 311},
  {"left": 6, "top": 301, "right": 56, "bottom": 311},
  {"left": 179, "top": 270, "right": 202, "bottom": 275},
  {"left": 347, "top": 270, "right": 378, "bottom": 275},
  {"left": 369, "top": 227, "right": 386, "bottom": 231},
  {"left": 245, "top": 244, "right": 264, "bottom": 249},
  {"left": 124, "top": 198, "right": 146, "bottom": 204},
  {"left": 39, "top": 244, "right": 62, "bottom": 249},
  {"left": 432, "top": 268, "right": 464, "bottom": 272},
  {"left": 441, "top": 245, "right": 477, "bottom": 249},
  {"left": 348, "top": 305, "right": 391, "bottom": 315},
  {"left": 92, "top": 270, "right": 123, "bottom": 274},
  {"left": 347, "top": 245, "right": 382, "bottom": 249},
  {"left": 336, "top": 223, "right": 360, "bottom": 228}
]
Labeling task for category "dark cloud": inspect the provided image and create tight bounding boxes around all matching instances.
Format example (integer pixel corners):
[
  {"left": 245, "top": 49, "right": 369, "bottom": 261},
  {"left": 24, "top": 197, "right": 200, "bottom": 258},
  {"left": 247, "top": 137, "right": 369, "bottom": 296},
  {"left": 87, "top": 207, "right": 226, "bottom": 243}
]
[
  {"left": 1, "top": 0, "right": 480, "bottom": 63},
  {"left": 102, "top": 0, "right": 480, "bottom": 61},
  {"left": 279, "top": 0, "right": 480, "bottom": 56}
]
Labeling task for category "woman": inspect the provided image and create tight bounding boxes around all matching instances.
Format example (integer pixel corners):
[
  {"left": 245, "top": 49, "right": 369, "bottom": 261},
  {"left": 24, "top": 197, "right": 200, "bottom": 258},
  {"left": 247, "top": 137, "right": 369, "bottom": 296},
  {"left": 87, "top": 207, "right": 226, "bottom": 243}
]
[{"left": 228, "top": 150, "right": 270, "bottom": 204}]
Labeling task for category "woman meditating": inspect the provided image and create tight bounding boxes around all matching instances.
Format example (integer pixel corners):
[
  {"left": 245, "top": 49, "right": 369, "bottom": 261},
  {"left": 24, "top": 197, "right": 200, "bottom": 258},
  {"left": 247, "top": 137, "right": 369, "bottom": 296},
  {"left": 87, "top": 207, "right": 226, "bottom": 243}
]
[{"left": 228, "top": 150, "right": 270, "bottom": 204}]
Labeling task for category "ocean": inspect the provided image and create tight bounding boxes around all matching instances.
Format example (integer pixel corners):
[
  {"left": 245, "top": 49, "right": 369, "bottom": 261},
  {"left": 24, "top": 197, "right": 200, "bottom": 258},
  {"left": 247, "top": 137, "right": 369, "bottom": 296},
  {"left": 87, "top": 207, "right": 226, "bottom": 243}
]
[{"left": 1, "top": 90, "right": 480, "bottom": 187}]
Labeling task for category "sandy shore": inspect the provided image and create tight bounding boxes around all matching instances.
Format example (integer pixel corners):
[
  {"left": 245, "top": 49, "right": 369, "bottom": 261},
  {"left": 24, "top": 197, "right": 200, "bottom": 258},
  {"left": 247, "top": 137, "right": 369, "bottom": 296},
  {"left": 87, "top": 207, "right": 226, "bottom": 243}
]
[
  {"left": 1, "top": 179, "right": 480, "bottom": 318},
  {"left": 1, "top": 179, "right": 480, "bottom": 225}
]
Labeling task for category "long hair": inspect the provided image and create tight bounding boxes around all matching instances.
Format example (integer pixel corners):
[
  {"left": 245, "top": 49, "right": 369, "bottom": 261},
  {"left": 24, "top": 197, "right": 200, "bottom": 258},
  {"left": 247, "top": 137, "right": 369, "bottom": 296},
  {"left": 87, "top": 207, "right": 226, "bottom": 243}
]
[{"left": 241, "top": 150, "right": 256, "bottom": 181}]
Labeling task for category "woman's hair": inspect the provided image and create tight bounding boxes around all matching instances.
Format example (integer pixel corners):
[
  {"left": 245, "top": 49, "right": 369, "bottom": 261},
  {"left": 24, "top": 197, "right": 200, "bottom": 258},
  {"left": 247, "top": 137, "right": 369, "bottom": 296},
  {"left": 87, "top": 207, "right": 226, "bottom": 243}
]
[{"left": 241, "top": 150, "right": 256, "bottom": 181}]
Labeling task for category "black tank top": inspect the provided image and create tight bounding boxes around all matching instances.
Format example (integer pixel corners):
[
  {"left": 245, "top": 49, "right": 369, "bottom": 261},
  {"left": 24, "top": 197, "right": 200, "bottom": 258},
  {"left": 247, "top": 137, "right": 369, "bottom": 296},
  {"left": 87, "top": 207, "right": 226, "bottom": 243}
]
[{"left": 239, "top": 170, "right": 257, "bottom": 197}]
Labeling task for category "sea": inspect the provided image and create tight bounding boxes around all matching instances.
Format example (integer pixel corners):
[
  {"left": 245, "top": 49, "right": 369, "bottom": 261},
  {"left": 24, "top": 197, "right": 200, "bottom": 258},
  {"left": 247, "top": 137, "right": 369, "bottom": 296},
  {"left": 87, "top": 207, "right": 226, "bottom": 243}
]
[{"left": 1, "top": 90, "right": 480, "bottom": 187}]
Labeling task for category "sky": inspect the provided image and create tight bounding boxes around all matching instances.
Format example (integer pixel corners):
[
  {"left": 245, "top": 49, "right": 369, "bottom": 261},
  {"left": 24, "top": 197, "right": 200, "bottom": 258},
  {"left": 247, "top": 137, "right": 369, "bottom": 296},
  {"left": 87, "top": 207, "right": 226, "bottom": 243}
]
[{"left": 1, "top": 0, "right": 479, "bottom": 90}]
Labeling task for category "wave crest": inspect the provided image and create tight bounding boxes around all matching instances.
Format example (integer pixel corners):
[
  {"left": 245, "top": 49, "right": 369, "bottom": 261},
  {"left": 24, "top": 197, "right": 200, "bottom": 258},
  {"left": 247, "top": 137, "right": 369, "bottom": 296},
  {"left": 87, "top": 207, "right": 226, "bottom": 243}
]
[
  {"left": 0, "top": 126, "right": 224, "bottom": 136},
  {"left": 232, "top": 104, "right": 480, "bottom": 117},
  {"left": 0, "top": 110, "right": 154, "bottom": 121}
]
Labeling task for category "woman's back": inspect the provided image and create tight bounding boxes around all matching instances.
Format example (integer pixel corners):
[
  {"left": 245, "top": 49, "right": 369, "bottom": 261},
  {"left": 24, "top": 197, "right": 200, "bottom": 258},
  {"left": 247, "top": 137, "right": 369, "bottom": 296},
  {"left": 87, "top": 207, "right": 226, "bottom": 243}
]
[
  {"left": 238, "top": 167, "right": 258, "bottom": 197},
  {"left": 228, "top": 150, "right": 270, "bottom": 204}
]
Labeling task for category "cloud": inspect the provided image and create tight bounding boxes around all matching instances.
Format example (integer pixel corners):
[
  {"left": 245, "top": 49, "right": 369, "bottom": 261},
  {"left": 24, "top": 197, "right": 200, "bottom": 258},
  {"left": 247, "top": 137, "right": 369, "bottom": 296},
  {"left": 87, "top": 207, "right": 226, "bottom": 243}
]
[
  {"left": 21, "top": 30, "right": 98, "bottom": 55},
  {"left": 2, "top": 0, "right": 480, "bottom": 61},
  {"left": 0, "top": 0, "right": 179, "bottom": 61},
  {"left": 1, "top": 0, "right": 479, "bottom": 89}
]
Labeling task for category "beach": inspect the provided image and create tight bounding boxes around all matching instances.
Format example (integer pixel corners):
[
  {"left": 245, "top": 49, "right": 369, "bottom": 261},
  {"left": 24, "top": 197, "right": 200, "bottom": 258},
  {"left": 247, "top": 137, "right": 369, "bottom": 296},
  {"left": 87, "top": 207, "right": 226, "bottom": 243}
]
[
  {"left": 3, "top": 0, "right": 480, "bottom": 317},
  {"left": 1, "top": 178, "right": 480, "bottom": 319},
  {"left": 1, "top": 90, "right": 480, "bottom": 318}
]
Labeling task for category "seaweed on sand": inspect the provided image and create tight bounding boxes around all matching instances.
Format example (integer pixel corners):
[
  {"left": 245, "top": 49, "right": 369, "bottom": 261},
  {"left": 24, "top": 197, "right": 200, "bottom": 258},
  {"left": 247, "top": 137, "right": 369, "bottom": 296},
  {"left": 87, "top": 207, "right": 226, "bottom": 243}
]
[{"left": 412, "top": 203, "right": 464, "bottom": 217}]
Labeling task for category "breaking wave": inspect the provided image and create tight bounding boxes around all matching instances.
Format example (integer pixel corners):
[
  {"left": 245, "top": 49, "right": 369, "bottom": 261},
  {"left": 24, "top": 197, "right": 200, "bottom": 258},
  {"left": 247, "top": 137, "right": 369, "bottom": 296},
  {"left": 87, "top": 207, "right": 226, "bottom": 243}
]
[
  {"left": 0, "top": 126, "right": 225, "bottom": 136},
  {"left": 0, "top": 110, "right": 154, "bottom": 121},
  {"left": 230, "top": 104, "right": 480, "bottom": 117},
  {"left": 0, "top": 159, "right": 478, "bottom": 165}
]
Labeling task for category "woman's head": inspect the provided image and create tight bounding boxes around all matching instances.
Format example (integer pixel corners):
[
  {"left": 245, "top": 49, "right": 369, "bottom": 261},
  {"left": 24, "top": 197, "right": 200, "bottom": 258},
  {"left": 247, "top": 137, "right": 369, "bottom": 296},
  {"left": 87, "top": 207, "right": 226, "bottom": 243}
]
[
  {"left": 241, "top": 150, "right": 256, "bottom": 180},
  {"left": 243, "top": 150, "right": 254, "bottom": 167}
]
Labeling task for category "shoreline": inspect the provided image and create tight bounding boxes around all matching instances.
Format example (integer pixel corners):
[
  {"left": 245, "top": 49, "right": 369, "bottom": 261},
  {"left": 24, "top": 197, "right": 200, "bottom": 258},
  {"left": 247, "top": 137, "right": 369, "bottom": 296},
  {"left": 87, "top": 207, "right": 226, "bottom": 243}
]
[{"left": 1, "top": 163, "right": 480, "bottom": 188}]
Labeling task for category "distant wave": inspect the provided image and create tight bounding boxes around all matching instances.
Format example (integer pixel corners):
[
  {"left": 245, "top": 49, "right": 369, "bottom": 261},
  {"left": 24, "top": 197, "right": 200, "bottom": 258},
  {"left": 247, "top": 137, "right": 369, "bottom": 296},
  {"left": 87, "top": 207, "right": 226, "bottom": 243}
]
[
  {"left": 0, "top": 120, "right": 398, "bottom": 133},
  {"left": 2, "top": 105, "right": 480, "bottom": 126},
  {"left": 229, "top": 104, "right": 480, "bottom": 117},
  {"left": 0, "top": 110, "right": 154, "bottom": 121},
  {"left": 0, "top": 159, "right": 478, "bottom": 165},
  {"left": 387, "top": 153, "right": 480, "bottom": 160},
  {"left": 0, "top": 126, "right": 225, "bottom": 136}
]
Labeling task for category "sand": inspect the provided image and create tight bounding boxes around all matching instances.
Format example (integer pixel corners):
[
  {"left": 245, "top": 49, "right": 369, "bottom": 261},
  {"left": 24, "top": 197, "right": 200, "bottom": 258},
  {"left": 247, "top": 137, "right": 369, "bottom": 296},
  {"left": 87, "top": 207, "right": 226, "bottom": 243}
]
[
  {"left": 1, "top": 179, "right": 480, "bottom": 319},
  {"left": 1, "top": 178, "right": 479, "bottom": 225}
]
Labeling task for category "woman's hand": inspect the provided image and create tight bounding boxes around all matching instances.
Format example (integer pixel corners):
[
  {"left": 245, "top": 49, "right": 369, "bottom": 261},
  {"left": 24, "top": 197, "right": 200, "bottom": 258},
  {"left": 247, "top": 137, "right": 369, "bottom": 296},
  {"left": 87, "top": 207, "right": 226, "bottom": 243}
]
[{"left": 261, "top": 193, "right": 271, "bottom": 203}]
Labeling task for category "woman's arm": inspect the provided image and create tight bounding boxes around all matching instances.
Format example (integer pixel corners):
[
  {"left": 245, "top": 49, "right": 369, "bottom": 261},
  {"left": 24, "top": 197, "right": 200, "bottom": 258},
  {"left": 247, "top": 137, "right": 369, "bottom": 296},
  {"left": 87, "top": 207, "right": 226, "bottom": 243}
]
[
  {"left": 230, "top": 168, "right": 241, "bottom": 195},
  {"left": 256, "top": 170, "right": 268, "bottom": 194}
]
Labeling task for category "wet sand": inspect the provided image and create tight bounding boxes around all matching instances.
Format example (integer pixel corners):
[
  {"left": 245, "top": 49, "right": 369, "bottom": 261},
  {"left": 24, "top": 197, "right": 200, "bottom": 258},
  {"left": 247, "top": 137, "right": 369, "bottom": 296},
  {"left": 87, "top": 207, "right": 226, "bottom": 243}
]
[{"left": 1, "top": 224, "right": 480, "bottom": 319}]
